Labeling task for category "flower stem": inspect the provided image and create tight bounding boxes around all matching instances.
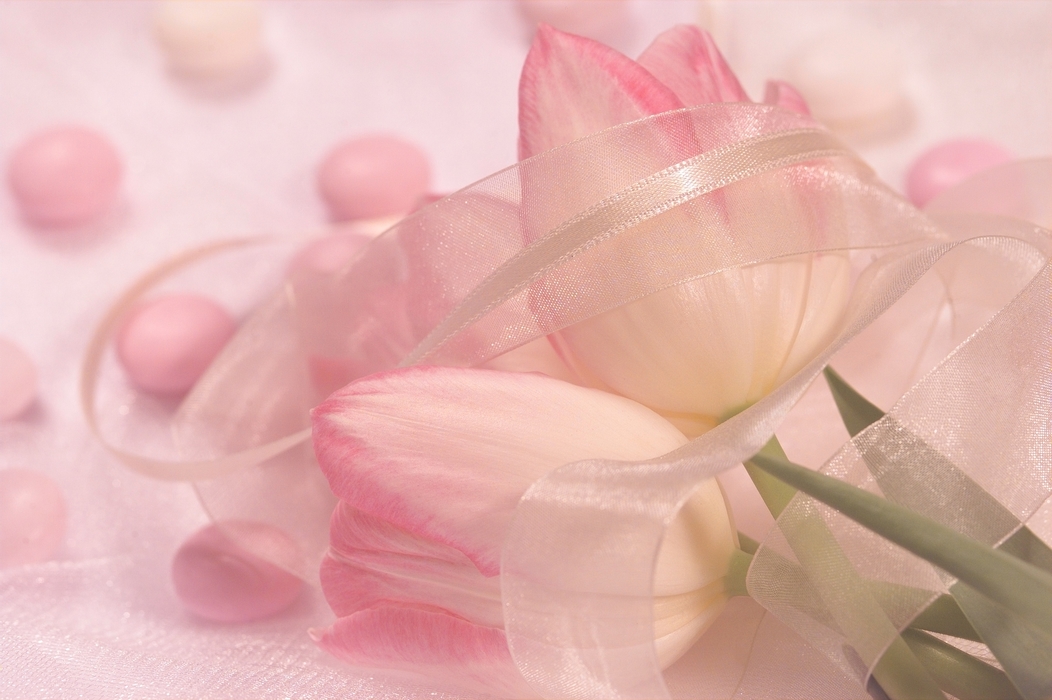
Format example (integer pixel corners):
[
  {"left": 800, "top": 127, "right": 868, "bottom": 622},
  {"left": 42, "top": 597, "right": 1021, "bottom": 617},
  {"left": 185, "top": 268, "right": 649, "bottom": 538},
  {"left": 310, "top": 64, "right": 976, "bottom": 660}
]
[
  {"left": 908, "top": 594, "right": 981, "bottom": 642},
  {"left": 743, "top": 438, "right": 945, "bottom": 700},
  {"left": 822, "top": 365, "right": 884, "bottom": 438},
  {"left": 900, "top": 628, "right": 1023, "bottom": 700},
  {"left": 746, "top": 450, "right": 1052, "bottom": 632},
  {"left": 725, "top": 549, "right": 752, "bottom": 599},
  {"left": 741, "top": 437, "right": 796, "bottom": 517},
  {"left": 823, "top": 365, "right": 1052, "bottom": 698},
  {"left": 737, "top": 531, "right": 760, "bottom": 555}
]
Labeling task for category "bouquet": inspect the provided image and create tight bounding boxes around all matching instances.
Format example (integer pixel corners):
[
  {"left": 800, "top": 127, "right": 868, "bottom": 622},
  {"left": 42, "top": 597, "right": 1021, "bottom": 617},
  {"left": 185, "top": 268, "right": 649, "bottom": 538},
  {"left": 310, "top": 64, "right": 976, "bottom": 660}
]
[{"left": 82, "top": 21, "right": 1052, "bottom": 700}]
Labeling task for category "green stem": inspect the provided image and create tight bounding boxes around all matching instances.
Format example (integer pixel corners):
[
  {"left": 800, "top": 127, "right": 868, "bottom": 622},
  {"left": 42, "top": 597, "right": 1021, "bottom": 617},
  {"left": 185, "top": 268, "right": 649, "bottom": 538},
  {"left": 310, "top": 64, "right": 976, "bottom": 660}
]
[
  {"left": 737, "top": 531, "right": 760, "bottom": 555},
  {"left": 747, "top": 451, "right": 1052, "bottom": 632},
  {"left": 742, "top": 437, "right": 796, "bottom": 517},
  {"left": 727, "top": 547, "right": 1001, "bottom": 698},
  {"left": 823, "top": 365, "right": 884, "bottom": 438},
  {"left": 908, "top": 594, "right": 982, "bottom": 642},
  {"left": 871, "top": 638, "right": 948, "bottom": 700},
  {"left": 744, "top": 437, "right": 944, "bottom": 700},
  {"left": 901, "top": 629, "right": 1023, "bottom": 700},
  {"left": 725, "top": 549, "right": 752, "bottom": 598},
  {"left": 825, "top": 364, "right": 1052, "bottom": 698}
]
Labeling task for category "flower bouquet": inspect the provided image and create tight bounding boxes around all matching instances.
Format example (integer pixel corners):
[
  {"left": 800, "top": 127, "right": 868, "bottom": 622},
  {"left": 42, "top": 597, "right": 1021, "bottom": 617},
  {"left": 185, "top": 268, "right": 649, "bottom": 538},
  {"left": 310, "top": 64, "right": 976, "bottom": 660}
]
[{"left": 84, "top": 21, "right": 1051, "bottom": 700}]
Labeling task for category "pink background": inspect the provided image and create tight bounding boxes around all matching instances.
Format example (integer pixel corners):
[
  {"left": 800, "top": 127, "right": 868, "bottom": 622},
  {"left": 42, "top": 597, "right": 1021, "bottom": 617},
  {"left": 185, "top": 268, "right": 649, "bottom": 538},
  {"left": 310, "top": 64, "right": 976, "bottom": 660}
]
[{"left": 1, "top": 2, "right": 1050, "bottom": 697}]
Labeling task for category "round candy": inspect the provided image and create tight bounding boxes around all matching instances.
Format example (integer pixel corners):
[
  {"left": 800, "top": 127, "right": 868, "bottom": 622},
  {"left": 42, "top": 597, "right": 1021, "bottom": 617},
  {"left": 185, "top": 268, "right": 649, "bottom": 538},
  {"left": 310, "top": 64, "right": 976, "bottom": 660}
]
[
  {"left": 787, "top": 32, "right": 904, "bottom": 132},
  {"left": 0, "top": 469, "right": 67, "bottom": 567},
  {"left": 288, "top": 231, "right": 372, "bottom": 277},
  {"left": 116, "top": 293, "right": 236, "bottom": 396},
  {"left": 905, "top": 138, "right": 1014, "bottom": 208},
  {"left": 0, "top": 338, "right": 37, "bottom": 420},
  {"left": 7, "top": 126, "right": 122, "bottom": 228},
  {"left": 154, "top": 0, "right": 264, "bottom": 80},
  {"left": 171, "top": 521, "right": 303, "bottom": 623},
  {"left": 316, "top": 135, "right": 431, "bottom": 222}
]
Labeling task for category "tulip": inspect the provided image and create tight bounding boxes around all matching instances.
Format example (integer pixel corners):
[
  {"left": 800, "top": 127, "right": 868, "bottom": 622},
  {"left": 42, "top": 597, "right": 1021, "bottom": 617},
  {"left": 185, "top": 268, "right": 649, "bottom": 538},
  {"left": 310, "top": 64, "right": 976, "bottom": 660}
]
[
  {"left": 519, "top": 25, "right": 850, "bottom": 436},
  {"left": 311, "top": 366, "right": 737, "bottom": 694}
]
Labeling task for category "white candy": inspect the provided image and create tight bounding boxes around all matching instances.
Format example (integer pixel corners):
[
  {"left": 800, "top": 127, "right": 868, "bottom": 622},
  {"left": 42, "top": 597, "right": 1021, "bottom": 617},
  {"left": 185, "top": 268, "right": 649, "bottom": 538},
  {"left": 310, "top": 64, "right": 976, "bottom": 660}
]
[
  {"left": 787, "top": 32, "right": 905, "bottom": 133},
  {"left": 154, "top": 0, "right": 264, "bottom": 80}
]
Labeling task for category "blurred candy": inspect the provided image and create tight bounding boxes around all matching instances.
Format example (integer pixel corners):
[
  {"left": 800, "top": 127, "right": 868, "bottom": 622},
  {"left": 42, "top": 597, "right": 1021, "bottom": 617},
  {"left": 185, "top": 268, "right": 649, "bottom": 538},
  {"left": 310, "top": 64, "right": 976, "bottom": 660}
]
[
  {"left": 0, "top": 338, "right": 37, "bottom": 420},
  {"left": 787, "top": 33, "right": 904, "bottom": 134},
  {"left": 171, "top": 521, "right": 303, "bottom": 623},
  {"left": 7, "top": 126, "right": 122, "bottom": 228},
  {"left": 517, "top": 0, "right": 630, "bottom": 44},
  {"left": 905, "top": 138, "right": 1014, "bottom": 208},
  {"left": 116, "top": 293, "right": 236, "bottom": 396},
  {"left": 0, "top": 469, "right": 67, "bottom": 567},
  {"left": 154, "top": 0, "right": 264, "bottom": 79},
  {"left": 288, "top": 231, "right": 372, "bottom": 277},
  {"left": 316, "top": 135, "right": 431, "bottom": 222}
]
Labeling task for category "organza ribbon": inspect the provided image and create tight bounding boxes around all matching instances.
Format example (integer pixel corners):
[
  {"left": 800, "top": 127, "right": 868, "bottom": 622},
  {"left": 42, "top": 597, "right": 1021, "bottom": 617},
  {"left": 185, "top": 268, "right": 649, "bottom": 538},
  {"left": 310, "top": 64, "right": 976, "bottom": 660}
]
[{"left": 86, "top": 103, "right": 1051, "bottom": 698}]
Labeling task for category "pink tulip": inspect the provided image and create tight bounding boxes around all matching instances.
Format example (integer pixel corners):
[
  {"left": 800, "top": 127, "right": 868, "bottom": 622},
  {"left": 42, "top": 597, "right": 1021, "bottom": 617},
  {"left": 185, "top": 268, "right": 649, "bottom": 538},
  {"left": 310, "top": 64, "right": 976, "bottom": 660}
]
[
  {"left": 519, "top": 25, "right": 849, "bottom": 436},
  {"left": 311, "top": 366, "right": 737, "bottom": 694}
]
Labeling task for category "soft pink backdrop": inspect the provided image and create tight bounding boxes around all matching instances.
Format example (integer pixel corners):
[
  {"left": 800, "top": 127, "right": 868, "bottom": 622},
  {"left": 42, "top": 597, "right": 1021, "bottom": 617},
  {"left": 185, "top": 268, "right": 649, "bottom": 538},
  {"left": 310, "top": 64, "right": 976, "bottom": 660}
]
[{"left": 0, "top": 2, "right": 1049, "bottom": 697}]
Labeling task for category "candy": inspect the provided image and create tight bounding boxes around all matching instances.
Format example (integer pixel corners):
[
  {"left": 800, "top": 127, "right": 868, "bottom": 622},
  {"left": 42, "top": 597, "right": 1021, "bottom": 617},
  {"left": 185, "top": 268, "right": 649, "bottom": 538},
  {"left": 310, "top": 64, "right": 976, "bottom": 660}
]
[
  {"left": 316, "top": 135, "right": 431, "bottom": 222},
  {"left": 0, "top": 469, "right": 67, "bottom": 567},
  {"left": 116, "top": 294, "right": 236, "bottom": 396},
  {"left": 7, "top": 126, "right": 122, "bottom": 228},
  {"left": 288, "top": 231, "right": 373, "bottom": 277},
  {"left": 171, "top": 521, "right": 303, "bottom": 623},
  {"left": 905, "top": 138, "right": 1014, "bottom": 207},
  {"left": 787, "top": 33, "right": 905, "bottom": 134},
  {"left": 0, "top": 338, "right": 37, "bottom": 420},
  {"left": 153, "top": 0, "right": 264, "bottom": 80}
]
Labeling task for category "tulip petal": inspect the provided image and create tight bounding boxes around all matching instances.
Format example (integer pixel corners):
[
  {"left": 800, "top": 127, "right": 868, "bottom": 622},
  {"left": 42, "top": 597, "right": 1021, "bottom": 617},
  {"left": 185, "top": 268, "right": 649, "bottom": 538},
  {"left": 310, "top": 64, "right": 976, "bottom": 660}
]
[
  {"left": 518, "top": 24, "right": 683, "bottom": 159},
  {"left": 553, "top": 249, "right": 850, "bottom": 435},
  {"left": 653, "top": 582, "right": 728, "bottom": 667},
  {"left": 654, "top": 482, "right": 739, "bottom": 595},
  {"left": 763, "top": 79, "right": 812, "bottom": 116},
  {"left": 636, "top": 25, "right": 748, "bottom": 106},
  {"left": 312, "top": 603, "right": 533, "bottom": 697},
  {"left": 321, "top": 502, "right": 503, "bottom": 627},
  {"left": 313, "top": 366, "right": 688, "bottom": 576}
]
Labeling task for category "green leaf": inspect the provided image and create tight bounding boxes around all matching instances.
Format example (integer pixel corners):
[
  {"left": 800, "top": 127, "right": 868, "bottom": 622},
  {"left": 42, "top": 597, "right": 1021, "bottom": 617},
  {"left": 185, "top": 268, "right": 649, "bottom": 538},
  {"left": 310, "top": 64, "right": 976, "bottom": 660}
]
[
  {"left": 908, "top": 594, "right": 981, "bottom": 642},
  {"left": 950, "top": 582, "right": 1052, "bottom": 700},
  {"left": 737, "top": 531, "right": 760, "bottom": 555},
  {"left": 744, "top": 439, "right": 945, "bottom": 700},
  {"left": 901, "top": 628, "right": 1023, "bottom": 700},
  {"left": 824, "top": 365, "right": 885, "bottom": 437},
  {"left": 823, "top": 365, "right": 1052, "bottom": 697},
  {"left": 742, "top": 437, "right": 796, "bottom": 517},
  {"left": 725, "top": 549, "right": 752, "bottom": 598},
  {"left": 746, "top": 451, "right": 1052, "bottom": 633}
]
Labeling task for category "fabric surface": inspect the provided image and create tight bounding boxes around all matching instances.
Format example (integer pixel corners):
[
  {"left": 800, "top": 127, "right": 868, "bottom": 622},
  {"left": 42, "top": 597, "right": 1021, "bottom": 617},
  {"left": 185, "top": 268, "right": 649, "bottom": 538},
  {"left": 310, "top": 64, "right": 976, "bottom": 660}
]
[{"left": 2, "top": 2, "right": 1051, "bottom": 699}]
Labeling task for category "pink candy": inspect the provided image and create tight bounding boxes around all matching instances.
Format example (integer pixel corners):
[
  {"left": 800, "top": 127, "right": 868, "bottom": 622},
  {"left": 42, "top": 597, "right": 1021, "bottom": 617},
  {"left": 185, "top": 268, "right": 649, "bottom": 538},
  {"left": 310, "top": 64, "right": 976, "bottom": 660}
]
[
  {"left": 0, "top": 469, "right": 67, "bottom": 567},
  {"left": 316, "top": 135, "right": 431, "bottom": 222},
  {"left": 0, "top": 338, "right": 37, "bottom": 420},
  {"left": 7, "top": 125, "right": 123, "bottom": 228},
  {"left": 171, "top": 521, "right": 303, "bottom": 623},
  {"left": 906, "top": 138, "right": 1013, "bottom": 207},
  {"left": 116, "top": 293, "right": 236, "bottom": 396},
  {"left": 288, "top": 231, "right": 372, "bottom": 277}
]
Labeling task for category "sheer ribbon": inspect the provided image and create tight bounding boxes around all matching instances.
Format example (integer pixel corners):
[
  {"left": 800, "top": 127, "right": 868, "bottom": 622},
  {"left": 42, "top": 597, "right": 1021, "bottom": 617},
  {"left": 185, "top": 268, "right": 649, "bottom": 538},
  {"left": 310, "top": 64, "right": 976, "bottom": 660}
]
[{"left": 84, "top": 103, "right": 1051, "bottom": 698}]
